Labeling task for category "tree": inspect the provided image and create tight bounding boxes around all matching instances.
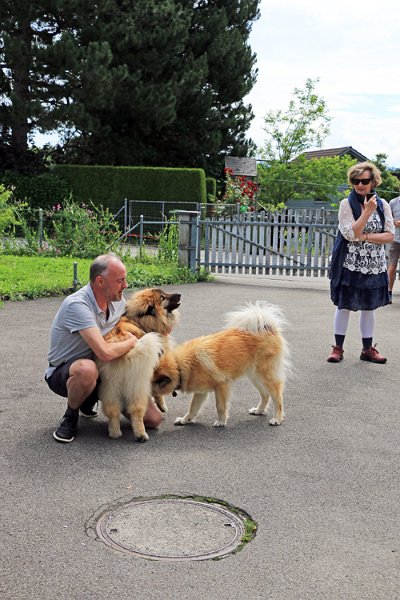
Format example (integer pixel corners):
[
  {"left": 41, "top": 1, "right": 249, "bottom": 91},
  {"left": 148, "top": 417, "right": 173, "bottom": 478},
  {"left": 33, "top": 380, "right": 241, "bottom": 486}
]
[
  {"left": 259, "top": 78, "right": 331, "bottom": 163},
  {"left": 257, "top": 155, "right": 355, "bottom": 208},
  {"left": 0, "top": 0, "right": 115, "bottom": 172},
  {"left": 57, "top": 0, "right": 260, "bottom": 176},
  {"left": 372, "top": 153, "right": 400, "bottom": 200},
  {"left": 1, "top": 0, "right": 261, "bottom": 176}
]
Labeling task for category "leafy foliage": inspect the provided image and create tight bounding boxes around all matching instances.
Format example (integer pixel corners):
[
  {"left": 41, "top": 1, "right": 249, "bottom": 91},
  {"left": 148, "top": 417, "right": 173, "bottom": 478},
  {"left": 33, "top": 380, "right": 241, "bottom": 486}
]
[
  {"left": 373, "top": 153, "right": 400, "bottom": 200},
  {"left": 157, "top": 218, "right": 179, "bottom": 262},
  {"left": 0, "top": 184, "right": 18, "bottom": 235},
  {"left": 259, "top": 78, "right": 331, "bottom": 163},
  {"left": 257, "top": 155, "right": 355, "bottom": 207},
  {"left": 2, "top": 198, "right": 123, "bottom": 258},
  {"left": 1, "top": 0, "right": 261, "bottom": 176}
]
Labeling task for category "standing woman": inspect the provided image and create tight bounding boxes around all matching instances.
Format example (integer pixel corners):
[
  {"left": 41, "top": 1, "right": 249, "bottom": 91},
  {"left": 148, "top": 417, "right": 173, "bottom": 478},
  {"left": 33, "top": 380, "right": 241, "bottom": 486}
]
[{"left": 328, "top": 161, "right": 394, "bottom": 363}]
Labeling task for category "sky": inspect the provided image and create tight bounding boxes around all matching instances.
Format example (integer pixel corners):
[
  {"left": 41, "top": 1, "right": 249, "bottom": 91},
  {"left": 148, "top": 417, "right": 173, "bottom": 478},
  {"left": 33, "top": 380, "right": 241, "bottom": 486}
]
[{"left": 245, "top": 0, "right": 400, "bottom": 168}]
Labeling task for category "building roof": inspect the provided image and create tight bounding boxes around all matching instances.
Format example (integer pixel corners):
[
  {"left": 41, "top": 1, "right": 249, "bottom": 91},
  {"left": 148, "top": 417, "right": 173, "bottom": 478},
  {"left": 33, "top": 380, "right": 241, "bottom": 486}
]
[{"left": 302, "top": 146, "right": 369, "bottom": 162}]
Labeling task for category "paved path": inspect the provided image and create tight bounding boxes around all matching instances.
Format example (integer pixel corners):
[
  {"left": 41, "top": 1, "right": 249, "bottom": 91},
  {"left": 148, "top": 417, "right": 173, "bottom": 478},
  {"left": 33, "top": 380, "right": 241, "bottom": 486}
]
[{"left": 1, "top": 276, "right": 399, "bottom": 600}]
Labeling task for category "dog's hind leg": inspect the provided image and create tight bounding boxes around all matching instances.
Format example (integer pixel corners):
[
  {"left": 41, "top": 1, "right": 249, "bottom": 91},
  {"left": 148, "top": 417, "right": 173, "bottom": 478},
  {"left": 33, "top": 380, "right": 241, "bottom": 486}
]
[
  {"left": 175, "top": 392, "right": 209, "bottom": 425},
  {"left": 266, "top": 381, "right": 285, "bottom": 426},
  {"left": 126, "top": 399, "right": 149, "bottom": 442},
  {"left": 214, "top": 383, "right": 231, "bottom": 427},
  {"left": 102, "top": 401, "right": 122, "bottom": 439},
  {"left": 249, "top": 374, "right": 285, "bottom": 425},
  {"left": 247, "top": 372, "right": 271, "bottom": 417},
  {"left": 99, "top": 382, "right": 123, "bottom": 439}
]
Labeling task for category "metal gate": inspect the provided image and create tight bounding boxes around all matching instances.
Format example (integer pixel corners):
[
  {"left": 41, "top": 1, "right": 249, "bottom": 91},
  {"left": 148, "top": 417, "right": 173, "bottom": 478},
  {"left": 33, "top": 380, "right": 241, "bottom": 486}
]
[{"left": 196, "top": 209, "right": 338, "bottom": 277}]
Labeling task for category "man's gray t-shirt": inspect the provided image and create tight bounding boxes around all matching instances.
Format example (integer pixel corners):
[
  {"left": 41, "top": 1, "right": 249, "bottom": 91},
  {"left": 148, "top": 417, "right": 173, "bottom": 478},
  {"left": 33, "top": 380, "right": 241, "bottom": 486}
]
[
  {"left": 389, "top": 196, "right": 400, "bottom": 243},
  {"left": 45, "top": 283, "right": 126, "bottom": 379}
]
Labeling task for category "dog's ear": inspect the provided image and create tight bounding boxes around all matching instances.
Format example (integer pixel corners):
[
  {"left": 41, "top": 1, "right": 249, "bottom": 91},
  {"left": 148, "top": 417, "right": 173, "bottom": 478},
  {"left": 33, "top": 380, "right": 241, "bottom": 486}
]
[
  {"left": 145, "top": 304, "right": 156, "bottom": 316},
  {"left": 153, "top": 375, "right": 172, "bottom": 388}
]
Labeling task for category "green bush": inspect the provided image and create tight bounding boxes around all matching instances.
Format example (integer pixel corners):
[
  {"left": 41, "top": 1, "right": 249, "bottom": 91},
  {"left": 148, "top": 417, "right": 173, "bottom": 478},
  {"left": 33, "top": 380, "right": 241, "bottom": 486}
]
[
  {"left": 157, "top": 217, "right": 179, "bottom": 262},
  {"left": 0, "top": 184, "right": 18, "bottom": 235},
  {"left": 2, "top": 198, "right": 124, "bottom": 258},
  {"left": 0, "top": 171, "right": 72, "bottom": 210},
  {"left": 48, "top": 199, "right": 122, "bottom": 258},
  {"left": 206, "top": 177, "right": 217, "bottom": 199}
]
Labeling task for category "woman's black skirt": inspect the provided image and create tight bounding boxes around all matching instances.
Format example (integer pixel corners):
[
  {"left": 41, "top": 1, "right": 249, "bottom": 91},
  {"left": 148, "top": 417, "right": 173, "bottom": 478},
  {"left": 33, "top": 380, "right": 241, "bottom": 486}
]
[{"left": 330, "top": 268, "right": 389, "bottom": 311}]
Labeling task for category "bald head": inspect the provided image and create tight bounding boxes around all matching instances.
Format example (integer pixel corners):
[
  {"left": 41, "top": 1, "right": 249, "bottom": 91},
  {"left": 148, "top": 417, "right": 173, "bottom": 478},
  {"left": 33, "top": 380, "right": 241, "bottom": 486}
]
[
  {"left": 89, "top": 253, "right": 124, "bottom": 283},
  {"left": 89, "top": 253, "right": 129, "bottom": 305}
]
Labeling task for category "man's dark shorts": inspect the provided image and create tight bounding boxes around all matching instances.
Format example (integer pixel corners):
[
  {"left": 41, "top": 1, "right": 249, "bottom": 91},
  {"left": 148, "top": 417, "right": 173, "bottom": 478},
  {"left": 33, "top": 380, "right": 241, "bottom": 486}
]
[
  {"left": 45, "top": 359, "right": 101, "bottom": 399},
  {"left": 45, "top": 359, "right": 76, "bottom": 397}
]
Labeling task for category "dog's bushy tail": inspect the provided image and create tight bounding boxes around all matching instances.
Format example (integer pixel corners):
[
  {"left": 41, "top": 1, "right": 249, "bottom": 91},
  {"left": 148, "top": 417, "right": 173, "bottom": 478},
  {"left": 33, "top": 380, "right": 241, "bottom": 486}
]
[
  {"left": 126, "top": 332, "right": 164, "bottom": 366},
  {"left": 224, "top": 301, "right": 287, "bottom": 335},
  {"left": 225, "top": 302, "right": 291, "bottom": 382}
]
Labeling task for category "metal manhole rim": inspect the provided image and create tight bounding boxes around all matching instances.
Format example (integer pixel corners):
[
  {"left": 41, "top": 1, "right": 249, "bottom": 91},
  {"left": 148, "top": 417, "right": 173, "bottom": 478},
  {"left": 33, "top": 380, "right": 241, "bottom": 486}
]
[{"left": 92, "top": 495, "right": 253, "bottom": 562}]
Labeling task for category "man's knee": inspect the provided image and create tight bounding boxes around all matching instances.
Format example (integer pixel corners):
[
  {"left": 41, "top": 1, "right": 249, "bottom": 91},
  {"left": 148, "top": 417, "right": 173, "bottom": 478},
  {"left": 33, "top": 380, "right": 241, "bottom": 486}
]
[
  {"left": 69, "top": 359, "right": 98, "bottom": 385},
  {"left": 144, "top": 402, "right": 162, "bottom": 429}
]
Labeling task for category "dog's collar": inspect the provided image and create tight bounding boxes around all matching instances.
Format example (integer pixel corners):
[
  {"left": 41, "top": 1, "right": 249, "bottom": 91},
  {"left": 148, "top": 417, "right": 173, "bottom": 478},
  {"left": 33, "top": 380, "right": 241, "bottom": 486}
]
[{"left": 172, "top": 366, "right": 182, "bottom": 397}]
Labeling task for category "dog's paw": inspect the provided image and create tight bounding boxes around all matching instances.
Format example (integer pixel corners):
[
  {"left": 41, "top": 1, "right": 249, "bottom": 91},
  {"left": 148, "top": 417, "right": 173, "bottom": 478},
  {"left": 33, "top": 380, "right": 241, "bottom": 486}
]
[
  {"left": 135, "top": 432, "right": 149, "bottom": 442},
  {"left": 174, "top": 416, "right": 190, "bottom": 426},
  {"left": 269, "top": 418, "right": 281, "bottom": 426},
  {"left": 213, "top": 420, "right": 227, "bottom": 427},
  {"left": 109, "top": 429, "right": 122, "bottom": 439},
  {"left": 249, "top": 407, "right": 267, "bottom": 416}
]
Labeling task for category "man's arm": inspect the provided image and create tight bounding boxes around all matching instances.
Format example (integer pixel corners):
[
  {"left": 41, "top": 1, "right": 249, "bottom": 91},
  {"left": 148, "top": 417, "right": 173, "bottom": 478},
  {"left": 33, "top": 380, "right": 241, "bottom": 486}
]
[{"left": 79, "top": 327, "right": 137, "bottom": 362}]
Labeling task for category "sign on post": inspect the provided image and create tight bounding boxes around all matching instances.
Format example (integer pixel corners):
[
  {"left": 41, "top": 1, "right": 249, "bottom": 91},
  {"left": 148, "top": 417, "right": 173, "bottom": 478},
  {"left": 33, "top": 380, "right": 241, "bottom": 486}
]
[{"left": 225, "top": 157, "right": 257, "bottom": 177}]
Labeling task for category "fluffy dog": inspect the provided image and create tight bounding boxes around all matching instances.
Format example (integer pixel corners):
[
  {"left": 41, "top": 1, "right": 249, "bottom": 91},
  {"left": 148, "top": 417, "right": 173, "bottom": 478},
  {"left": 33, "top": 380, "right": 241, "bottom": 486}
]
[
  {"left": 152, "top": 301, "right": 290, "bottom": 428},
  {"left": 98, "top": 288, "right": 181, "bottom": 441}
]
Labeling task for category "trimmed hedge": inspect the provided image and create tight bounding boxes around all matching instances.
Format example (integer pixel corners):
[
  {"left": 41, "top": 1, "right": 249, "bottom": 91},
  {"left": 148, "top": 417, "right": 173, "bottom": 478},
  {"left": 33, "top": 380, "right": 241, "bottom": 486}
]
[
  {"left": 0, "top": 171, "right": 72, "bottom": 209},
  {"left": 51, "top": 165, "right": 115, "bottom": 205},
  {"left": 206, "top": 177, "right": 217, "bottom": 199},
  {"left": 52, "top": 164, "right": 207, "bottom": 209}
]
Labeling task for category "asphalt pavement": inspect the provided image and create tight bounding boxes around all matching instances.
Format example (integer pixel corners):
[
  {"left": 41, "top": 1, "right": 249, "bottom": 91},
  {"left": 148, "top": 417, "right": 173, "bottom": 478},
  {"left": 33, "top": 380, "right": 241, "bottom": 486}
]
[{"left": 1, "top": 275, "right": 399, "bottom": 600}]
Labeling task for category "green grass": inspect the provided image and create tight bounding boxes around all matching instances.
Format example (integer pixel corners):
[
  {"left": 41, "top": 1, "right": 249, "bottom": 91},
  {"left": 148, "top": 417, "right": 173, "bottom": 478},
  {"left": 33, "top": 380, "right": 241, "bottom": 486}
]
[{"left": 0, "top": 255, "right": 206, "bottom": 302}]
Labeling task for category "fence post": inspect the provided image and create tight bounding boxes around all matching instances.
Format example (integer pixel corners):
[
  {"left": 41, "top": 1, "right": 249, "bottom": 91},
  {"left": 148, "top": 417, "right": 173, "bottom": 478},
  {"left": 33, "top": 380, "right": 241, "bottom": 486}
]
[
  {"left": 174, "top": 210, "right": 199, "bottom": 272},
  {"left": 124, "top": 198, "right": 128, "bottom": 233},
  {"left": 38, "top": 208, "right": 43, "bottom": 249},
  {"left": 72, "top": 262, "right": 80, "bottom": 291}
]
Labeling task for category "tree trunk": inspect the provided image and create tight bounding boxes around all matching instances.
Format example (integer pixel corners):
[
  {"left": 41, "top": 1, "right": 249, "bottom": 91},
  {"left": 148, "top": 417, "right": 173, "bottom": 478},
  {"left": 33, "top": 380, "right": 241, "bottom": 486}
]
[{"left": 10, "top": 15, "right": 31, "bottom": 154}]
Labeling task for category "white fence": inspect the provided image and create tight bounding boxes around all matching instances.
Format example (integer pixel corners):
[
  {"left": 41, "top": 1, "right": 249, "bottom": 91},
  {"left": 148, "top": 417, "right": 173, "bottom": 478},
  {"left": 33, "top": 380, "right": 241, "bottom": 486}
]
[{"left": 198, "top": 210, "right": 338, "bottom": 277}]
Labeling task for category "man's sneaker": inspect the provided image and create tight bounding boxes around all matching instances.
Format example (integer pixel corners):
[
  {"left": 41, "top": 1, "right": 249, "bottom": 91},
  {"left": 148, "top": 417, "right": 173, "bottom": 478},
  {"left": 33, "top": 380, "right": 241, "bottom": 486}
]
[
  {"left": 388, "top": 291, "right": 392, "bottom": 304},
  {"left": 360, "top": 344, "right": 387, "bottom": 364},
  {"left": 53, "top": 410, "right": 79, "bottom": 443},
  {"left": 327, "top": 345, "right": 344, "bottom": 363},
  {"left": 80, "top": 396, "right": 98, "bottom": 418}
]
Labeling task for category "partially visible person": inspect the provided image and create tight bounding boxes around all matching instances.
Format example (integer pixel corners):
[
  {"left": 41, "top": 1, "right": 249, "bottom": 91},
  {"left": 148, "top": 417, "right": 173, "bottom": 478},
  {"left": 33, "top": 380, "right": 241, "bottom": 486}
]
[
  {"left": 327, "top": 162, "right": 394, "bottom": 364},
  {"left": 387, "top": 195, "right": 400, "bottom": 304},
  {"left": 45, "top": 253, "right": 162, "bottom": 443}
]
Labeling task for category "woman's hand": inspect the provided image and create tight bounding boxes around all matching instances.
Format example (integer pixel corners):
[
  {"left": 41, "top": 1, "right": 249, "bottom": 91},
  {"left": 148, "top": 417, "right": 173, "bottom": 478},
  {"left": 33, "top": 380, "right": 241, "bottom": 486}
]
[{"left": 363, "top": 194, "right": 377, "bottom": 216}]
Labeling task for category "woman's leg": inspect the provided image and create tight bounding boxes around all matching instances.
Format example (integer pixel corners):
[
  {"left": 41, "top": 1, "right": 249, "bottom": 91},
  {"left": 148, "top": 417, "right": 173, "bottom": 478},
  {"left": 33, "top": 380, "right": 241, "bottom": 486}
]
[
  {"left": 327, "top": 308, "right": 350, "bottom": 362},
  {"left": 359, "top": 310, "right": 375, "bottom": 350},
  {"left": 334, "top": 308, "right": 350, "bottom": 346}
]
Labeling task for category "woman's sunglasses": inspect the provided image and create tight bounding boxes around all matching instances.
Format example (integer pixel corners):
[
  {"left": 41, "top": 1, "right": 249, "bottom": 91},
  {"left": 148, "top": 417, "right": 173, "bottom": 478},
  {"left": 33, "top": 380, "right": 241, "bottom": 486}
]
[{"left": 351, "top": 178, "right": 372, "bottom": 185}]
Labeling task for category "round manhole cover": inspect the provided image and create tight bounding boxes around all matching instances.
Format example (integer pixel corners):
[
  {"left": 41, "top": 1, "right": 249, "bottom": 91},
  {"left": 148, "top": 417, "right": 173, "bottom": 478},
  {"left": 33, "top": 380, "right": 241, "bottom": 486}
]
[{"left": 90, "top": 496, "right": 256, "bottom": 561}]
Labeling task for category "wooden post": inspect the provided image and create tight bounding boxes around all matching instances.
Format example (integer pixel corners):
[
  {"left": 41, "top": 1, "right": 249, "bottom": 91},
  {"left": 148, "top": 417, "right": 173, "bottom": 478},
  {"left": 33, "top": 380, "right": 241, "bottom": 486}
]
[{"left": 174, "top": 210, "right": 199, "bottom": 272}]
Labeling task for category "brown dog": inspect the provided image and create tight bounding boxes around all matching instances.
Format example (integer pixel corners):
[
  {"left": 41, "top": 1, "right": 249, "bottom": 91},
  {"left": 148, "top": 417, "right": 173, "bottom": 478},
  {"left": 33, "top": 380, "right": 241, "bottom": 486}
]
[
  {"left": 98, "top": 288, "right": 181, "bottom": 441},
  {"left": 152, "top": 301, "right": 290, "bottom": 429}
]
